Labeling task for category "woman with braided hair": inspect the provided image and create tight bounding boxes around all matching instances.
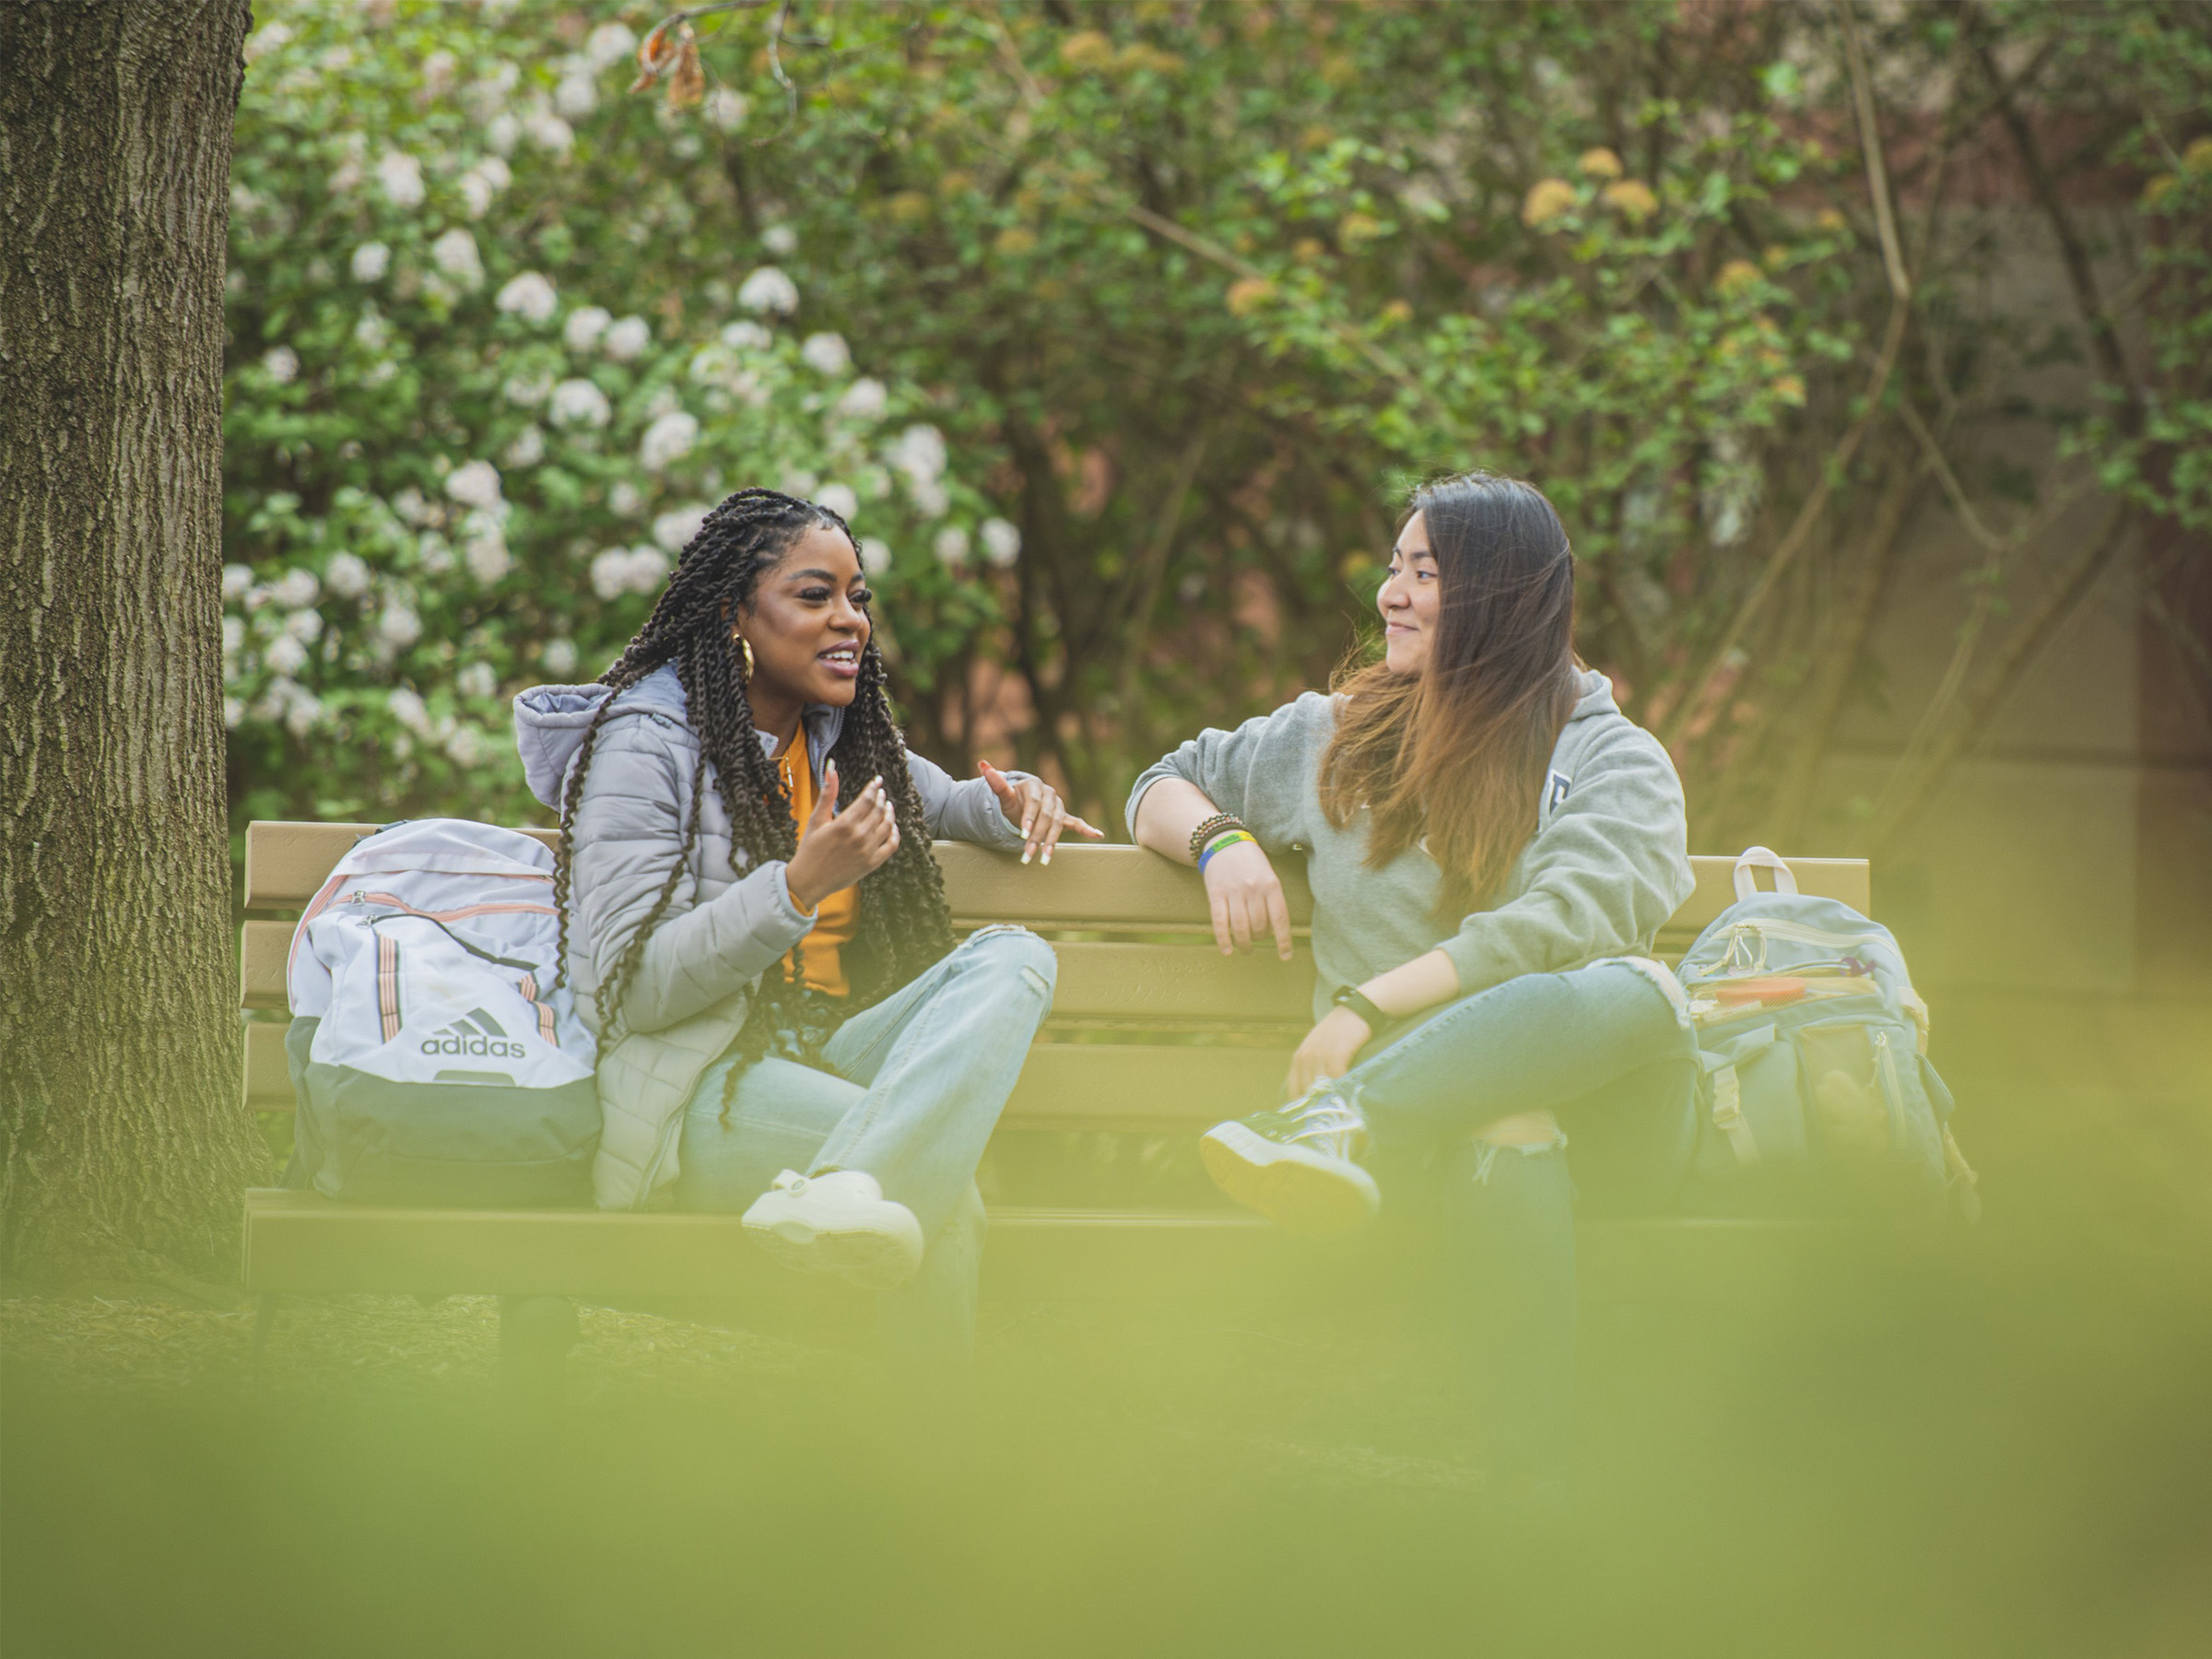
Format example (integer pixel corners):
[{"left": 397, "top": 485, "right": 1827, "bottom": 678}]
[{"left": 515, "top": 488, "right": 1098, "bottom": 1365}]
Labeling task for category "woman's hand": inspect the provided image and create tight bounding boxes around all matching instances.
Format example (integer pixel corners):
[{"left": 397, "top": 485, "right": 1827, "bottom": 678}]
[
  {"left": 980, "top": 760, "right": 1105, "bottom": 865},
  {"left": 1203, "top": 839, "right": 1294, "bottom": 960},
  {"left": 1285, "top": 1004, "right": 1372, "bottom": 1101},
  {"left": 785, "top": 762, "right": 900, "bottom": 912}
]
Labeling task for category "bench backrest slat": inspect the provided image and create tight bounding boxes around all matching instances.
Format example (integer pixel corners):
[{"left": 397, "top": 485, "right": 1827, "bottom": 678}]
[{"left": 242, "top": 821, "right": 1869, "bottom": 931}]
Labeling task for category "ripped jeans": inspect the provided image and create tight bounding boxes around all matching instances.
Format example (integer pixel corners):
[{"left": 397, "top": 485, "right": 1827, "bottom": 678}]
[
  {"left": 1335, "top": 959, "right": 1700, "bottom": 1488},
  {"left": 674, "top": 926, "right": 1058, "bottom": 1380}
]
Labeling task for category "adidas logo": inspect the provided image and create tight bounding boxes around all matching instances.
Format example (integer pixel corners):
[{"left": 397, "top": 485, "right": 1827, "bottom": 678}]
[{"left": 420, "top": 1007, "right": 528, "bottom": 1060}]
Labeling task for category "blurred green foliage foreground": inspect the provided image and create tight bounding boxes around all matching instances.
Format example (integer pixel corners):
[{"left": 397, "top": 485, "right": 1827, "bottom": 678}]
[{"left": 222, "top": 0, "right": 2210, "bottom": 843}]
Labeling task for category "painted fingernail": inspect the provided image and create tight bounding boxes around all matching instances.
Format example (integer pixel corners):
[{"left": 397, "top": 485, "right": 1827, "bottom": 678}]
[{"left": 1041, "top": 850, "right": 1053, "bottom": 865}]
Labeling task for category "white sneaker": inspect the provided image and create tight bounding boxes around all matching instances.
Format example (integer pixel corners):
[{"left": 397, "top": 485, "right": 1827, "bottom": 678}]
[
  {"left": 742, "top": 1170, "right": 925, "bottom": 1289},
  {"left": 1199, "top": 1090, "right": 1381, "bottom": 1238}
]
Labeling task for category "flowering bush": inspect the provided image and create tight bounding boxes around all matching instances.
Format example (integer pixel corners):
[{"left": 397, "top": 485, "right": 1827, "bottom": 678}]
[{"left": 222, "top": 2, "right": 1002, "bottom": 830}]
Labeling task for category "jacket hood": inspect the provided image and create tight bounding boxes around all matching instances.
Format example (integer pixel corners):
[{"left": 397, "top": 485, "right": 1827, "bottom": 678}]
[{"left": 512, "top": 664, "right": 691, "bottom": 809}]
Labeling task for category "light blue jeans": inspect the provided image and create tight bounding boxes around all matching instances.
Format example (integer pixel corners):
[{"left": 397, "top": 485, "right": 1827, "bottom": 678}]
[
  {"left": 674, "top": 925, "right": 1058, "bottom": 1374},
  {"left": 1334, "top": 959, "right": 1700, "bottom": 1490}
]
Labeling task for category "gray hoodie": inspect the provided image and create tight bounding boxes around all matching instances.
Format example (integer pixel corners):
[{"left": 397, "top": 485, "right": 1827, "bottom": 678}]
[
  {"left": 1125, "top": 668, "right": 1693, "bottom": 1023},
  {"left": 513, "top": 663, "right": 1030, "bottom": 1208}
]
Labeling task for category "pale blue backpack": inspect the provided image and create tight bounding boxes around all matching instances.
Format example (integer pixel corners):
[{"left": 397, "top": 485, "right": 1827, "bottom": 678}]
[{"left": 1676, "top": 849, "right": 1979, "bottom": 1220}]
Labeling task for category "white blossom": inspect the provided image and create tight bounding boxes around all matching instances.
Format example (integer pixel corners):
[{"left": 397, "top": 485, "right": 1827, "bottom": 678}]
[
  {"left": 652, "top": 505, "right": 712, "bottom": 552},
  {"left": 266, "top": 634, "right": 310, "bottom": 676},
  {"left": 801, "top": 333, "right": 852, "bottom": 376},
  {"left": 549, "top": 378, "right": 611, "bottom": 428},
  {"left": 222, "top": 616, "right": 247, "bottom": 653},
  {"left": 603, "top": 315, "right": 652, "bottom": 361},
  {"left": 933, "top": 527, "right": 971, "bottom": 567},
  {"left": 818, "top": 483, "right": 859, "bottom": 520},
  {"left": 283, "top": 608, "right": 324, "bottom": 642},
  {"left": 444, "top": 725, "right": 490, "bottom": 767},
  {"left": 271, "top": 568, "right": 320, "bottom": 607},
  {"left": 262, "top": 346, "right": 300, "bottom": 384},
  {"left": 640, "top": 410, "right": 699, "bottom": 471},
  {"left": 225, "top": 696, "right": 245, "bottom": 728},
  {"left": 378, "top": 602, "right": 422, "bottom": 648},
  {"left": 393, "top": 487, "right": 432, "bottom": 525},
  {"left": 429, "top": 229, "right": 483, "bottom": 288},
  {"left": 524, "top": 106, "right": 574, "bottom": 153},
  {"left": 444, "top": 458, "right": 504, "bottom": 511},
  {"left": 324, "top": 551, "right": 372, "bottom": 597},
  {"left": 586, "top": 22, "right": 638, "bottom": 70},
  {"left": 860, "top": 538, "right": 892, "bottom": 575},
  {"left": 763, "top": 224, "right": 798, "bottom": 257},
  {"left": 495, "top": 271, "right": 559, "bottom": 324},
  {"left": 457, "top": 661, "right": 499, "bottom": 700},
  {"left": 244, "top": 21, "right": 292, "bottom": 62},
  {"left": 221, "top": 563, "right": 254, "bottom": 600},
  {"left": 353, "top": 310, "right": 389, "bottom": 350},
  {"left": 416, "top": 534, "right": 455, "bottom": 575},
  {"left": 421, "top": 50, "right": 458, "bottom": 97},
  {"left": 837, "top": 378, "right": 888, "bottom": 419},
  {"left": 542, "top": 637, "right": 580, "bottom": 677},
  {"left": 486, "top": 113, "right": 520, "bottom": 155},
  {"left": 284, "top": 688, "right": 326, "bottom": 737},
  {"left": 458, "top": 171, "right": 496, "bottom": 218},
  {"left": 350, "top": 241, "right": 391, "bottom": 283},
  {"left": 609, "top": 480, "right": 643, "bottom": 516},
  {"left": 387, "top": 687, "right": 432, "bottom": 733},
  {"left": 564, "top": 306, "right": 611, "bottom": 353},
  {"left": 502, "top": 371, "right": 551, "bottom": 407},
  {"left": 554, "top": 75, "right": 597, "bottom": 119},
  {"left": 721, "top": 320, "right": 771, "bottom": 351},
  {"left": 461, "top": 511, "right": 512, "bottom": 582},
  {"left": 737, "top": 266, "right": 799, "bottom": 315},
  {"left": 503, "top": 425, "right": 546, "bottom": 468},
  {"left": 781, "top": 469, "right": 819, "bottom": 500},
  {"left": 704, "top": 88, "right": 747, "bottom": 131},
  {"left": 889, "top": 423, "right": 947, "bottom": 483},
  {"left": 981, "top": 517, "right": 1022, "bottom": 567},
  {"left": 376, "top": 150, "right": 425, "bottom": 208},
  {"left": 591, "top": 546, "right": 671, "bottom": 600}
]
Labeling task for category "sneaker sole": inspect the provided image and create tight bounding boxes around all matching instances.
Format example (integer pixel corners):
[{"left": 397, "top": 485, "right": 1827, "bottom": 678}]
[
  {"left": 1200, "top": 1122, "right": 1381, "bottom": 1238},
  {"left": 744, "top": 1212, "right": 923, "bottom": 1291}
]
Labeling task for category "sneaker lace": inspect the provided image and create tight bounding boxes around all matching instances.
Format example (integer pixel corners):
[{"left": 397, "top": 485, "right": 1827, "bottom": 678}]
[{"left": 1285, "top": 1088, "right": 1366, "bottom": 1154}]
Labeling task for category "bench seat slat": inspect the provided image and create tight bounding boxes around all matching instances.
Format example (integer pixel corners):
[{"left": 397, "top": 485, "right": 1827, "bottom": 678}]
[{"left": 246, "top": 1024, "right": 1294, "bottom": 1127}]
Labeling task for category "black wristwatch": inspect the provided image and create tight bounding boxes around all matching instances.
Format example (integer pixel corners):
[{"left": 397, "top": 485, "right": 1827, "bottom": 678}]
[{"left": 1331, "top": 984, "right": 1387, "bottom": 1034}]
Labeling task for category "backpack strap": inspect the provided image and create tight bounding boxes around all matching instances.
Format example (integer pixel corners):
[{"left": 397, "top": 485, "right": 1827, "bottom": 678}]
[
  {"left": 1710, "top": 1063, "right": 1759, "bottom": 1166},
  {"left": 1733, "top": 845, "right": 1800, "bottom": 901}
]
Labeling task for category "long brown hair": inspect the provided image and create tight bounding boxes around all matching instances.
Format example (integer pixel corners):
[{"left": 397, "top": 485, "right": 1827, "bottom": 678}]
[{"left": 1318, "top": 471, "right": 1580, "bottom": 916}]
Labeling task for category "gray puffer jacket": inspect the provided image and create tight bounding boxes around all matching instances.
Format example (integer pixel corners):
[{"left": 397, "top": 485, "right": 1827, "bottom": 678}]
[{"left": 513, "top": 664, "right": 1030, "bottom": 1209}]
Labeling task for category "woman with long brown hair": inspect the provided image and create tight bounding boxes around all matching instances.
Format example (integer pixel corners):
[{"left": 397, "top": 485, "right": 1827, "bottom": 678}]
[{"left": 1129, "top": 471, "right": 1698, "bottom": 1500}]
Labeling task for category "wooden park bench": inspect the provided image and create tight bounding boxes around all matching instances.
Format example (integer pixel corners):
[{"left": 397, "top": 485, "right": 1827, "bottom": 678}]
[{"left": 238, "top": 822, "right": 1871, "bottom": 1369}]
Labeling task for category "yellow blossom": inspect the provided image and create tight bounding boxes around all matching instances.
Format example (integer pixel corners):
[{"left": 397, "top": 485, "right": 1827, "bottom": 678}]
[
  {"left": 1059, "top": 30, "right": 1114, "bottom": 70},
  {"left": 1337, "top": 211, "right": 1382, "bottom": 245},
  {"left": 1522, "top": 178, "right": 1578, "bottom": 227},
  {"left": 1772, "top": 375, "right": 1806, "bottom": 406},
  {"left": 1815, "top": 208, "right": 1847, "bottom": 232},
  {"left": 1578, "top": 147, "right": 1624, "bottom": 179},
  {"left": 1378, "top": 299, "right": 1412, "bottom": 324},
  {"left": 887, "top": 191, "right": 931, "bottom": 223},
  {"left": 1715, "top": 259, "right": 1761, "bottom": 296},
  {"left": 1602, "top": 179, "right": 1658, "bottom": 220},
  {"left": 1226, "top": 277, "right": 1276, "bottom": 315},
  {"left": 2184, "top": 137, "right": 2212, "bottom": 173},
  {"left": 1293, "top": 237, "right": 1326, "bottom": 263},
  {"left": 994, "top": 226, "right": 1037, "bottom": 257}
]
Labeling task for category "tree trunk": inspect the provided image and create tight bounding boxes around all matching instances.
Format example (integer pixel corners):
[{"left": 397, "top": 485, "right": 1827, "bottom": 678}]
[{"left": 0, "top": 0, "right": 270, "bottom": 1287}]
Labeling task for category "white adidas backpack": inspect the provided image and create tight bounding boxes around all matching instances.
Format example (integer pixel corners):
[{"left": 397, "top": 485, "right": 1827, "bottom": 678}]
[{"left": 283, "top": 819, "right": 599, "bottom": 1206}]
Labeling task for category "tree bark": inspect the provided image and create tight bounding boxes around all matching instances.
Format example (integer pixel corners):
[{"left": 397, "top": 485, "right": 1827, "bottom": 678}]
[{"left": 0, "top": 0, "right": 270, "bottom": 1286}]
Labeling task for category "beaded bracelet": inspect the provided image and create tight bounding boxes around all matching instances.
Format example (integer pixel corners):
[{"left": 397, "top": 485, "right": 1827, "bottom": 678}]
[
  {"left": 1187, "top": 812, "right": 1248, "bottom": 865},
  {"left": 1196, "top": 830, "right": 1256, "bottom": 874}
]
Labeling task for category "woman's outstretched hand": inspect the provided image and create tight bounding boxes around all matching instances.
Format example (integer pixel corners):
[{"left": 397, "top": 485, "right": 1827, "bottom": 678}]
[
  {"left": 1202, "top": 839, "right": 1295, "bottom": 961},
  {"left": 980, "top": 760, "right": 1104, "bottom": 866},
  {"left": 785, "top": 762, "right": 900, "bottom": 912}
]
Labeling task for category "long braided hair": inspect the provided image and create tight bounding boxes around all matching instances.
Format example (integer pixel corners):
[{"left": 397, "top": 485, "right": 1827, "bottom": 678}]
[{"left": 550, "top": 488, "right": 956, "bottom": 1070}]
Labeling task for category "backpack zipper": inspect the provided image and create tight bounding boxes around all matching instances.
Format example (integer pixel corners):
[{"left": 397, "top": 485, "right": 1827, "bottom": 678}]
[{"left": 1871, "top": 1030, "right": 1908, "bottom": 1157}]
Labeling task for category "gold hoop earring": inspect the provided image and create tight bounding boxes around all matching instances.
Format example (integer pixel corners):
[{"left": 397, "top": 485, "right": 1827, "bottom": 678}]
[{"left": 734, "top": 631, "right": 755, "bottom": 680}]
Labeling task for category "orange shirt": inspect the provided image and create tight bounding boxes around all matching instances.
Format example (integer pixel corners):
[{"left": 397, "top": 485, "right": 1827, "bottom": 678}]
[{"left": 776, "top": 748, "right": 859, "bottom": 998}]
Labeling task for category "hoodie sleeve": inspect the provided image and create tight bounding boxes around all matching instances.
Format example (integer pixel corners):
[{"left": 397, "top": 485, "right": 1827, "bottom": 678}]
[
  {"left": 567, "top": 716, "right": 815, "bottom": 1033},
  {"left": 1435, "top": 719, "right": 1694, "bottom": 995},
  {"left": 904, "top": 749, "right": 1030, "bottom": 851},
  {"left": 1123, "top": 694, "right": 1327, "bottom": 852}
]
